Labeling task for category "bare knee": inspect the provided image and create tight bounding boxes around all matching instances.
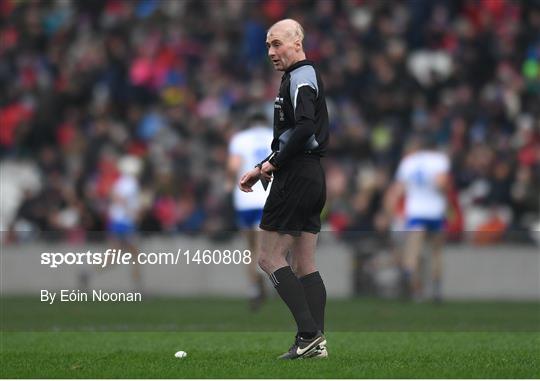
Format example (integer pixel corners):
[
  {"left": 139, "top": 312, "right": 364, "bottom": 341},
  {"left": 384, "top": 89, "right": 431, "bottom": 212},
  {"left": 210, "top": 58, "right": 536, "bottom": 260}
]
[
  {"left": 289, "top": 257, "right": 299, "bottom": 275},
  {"left": 258, "top": 251, "right": 291, "bottom": 275},
  {"left": 257, "top": 256, "right": 268, "bottom": 273},
  {"left": 294, "top": 263, "right": 316, "bottom": 277},
  {"left": 291, "top": 256, "right": 316, "bottom": 277},
  {"left": 258, "top": 255, "right": 276, "bottom": 275}
]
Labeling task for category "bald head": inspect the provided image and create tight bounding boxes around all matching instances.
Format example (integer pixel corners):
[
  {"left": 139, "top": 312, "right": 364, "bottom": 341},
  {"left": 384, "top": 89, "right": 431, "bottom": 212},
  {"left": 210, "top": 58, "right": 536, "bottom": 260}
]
[
  {"left": 266, "top": 19, "right": 306, "bottom": 71},
  {"left": 268, "top": 19, "right": 305, "bottom": 45}
]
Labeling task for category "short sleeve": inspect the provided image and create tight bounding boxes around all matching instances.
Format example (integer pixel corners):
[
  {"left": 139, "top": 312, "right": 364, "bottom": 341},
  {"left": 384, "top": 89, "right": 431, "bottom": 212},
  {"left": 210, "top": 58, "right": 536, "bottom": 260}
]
[{"left": 229, "top": 134, "right": 242, "bottom": 155}]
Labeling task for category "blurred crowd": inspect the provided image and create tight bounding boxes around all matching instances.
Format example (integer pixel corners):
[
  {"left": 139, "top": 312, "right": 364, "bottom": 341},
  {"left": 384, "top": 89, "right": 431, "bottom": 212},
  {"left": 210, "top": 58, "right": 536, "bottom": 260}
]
[{"left": 1, "top": 0, "right": 539, "bottom": 244}]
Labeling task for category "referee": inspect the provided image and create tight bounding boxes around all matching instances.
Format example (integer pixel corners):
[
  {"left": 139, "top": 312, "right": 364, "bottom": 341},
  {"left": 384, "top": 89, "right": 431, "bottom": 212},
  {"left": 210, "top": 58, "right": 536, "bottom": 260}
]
[{"left": 240, "top": 19, "right": 329, "bottom": 359}]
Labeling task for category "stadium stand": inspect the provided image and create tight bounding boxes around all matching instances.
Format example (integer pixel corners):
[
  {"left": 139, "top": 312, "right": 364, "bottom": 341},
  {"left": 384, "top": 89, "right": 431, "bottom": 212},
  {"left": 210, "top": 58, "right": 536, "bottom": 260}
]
[{"left": 1, "top": 0, "right": 539, "bottom": 244}]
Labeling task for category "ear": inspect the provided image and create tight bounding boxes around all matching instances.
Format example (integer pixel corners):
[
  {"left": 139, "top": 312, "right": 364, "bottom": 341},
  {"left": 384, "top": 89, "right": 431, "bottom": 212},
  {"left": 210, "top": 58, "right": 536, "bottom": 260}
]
[{"left": 294, "top": 39, "right": 302, "bottom": 52}]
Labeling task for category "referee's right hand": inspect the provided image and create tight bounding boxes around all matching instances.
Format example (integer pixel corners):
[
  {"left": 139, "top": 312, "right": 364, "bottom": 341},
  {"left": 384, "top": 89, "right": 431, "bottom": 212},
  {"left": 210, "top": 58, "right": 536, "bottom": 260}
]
[{"left": 239, "top": 168, "right": 262, "bottom": 193}]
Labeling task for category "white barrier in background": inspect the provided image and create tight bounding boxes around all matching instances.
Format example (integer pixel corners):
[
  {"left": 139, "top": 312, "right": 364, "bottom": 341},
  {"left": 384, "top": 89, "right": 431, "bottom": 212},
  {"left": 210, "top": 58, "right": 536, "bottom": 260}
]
[
  {"left": 0, "top": 235, "right": 352, "bottom": 297},
  {"left": 1, "top": 234, "right": 539, "bottom": 299}
]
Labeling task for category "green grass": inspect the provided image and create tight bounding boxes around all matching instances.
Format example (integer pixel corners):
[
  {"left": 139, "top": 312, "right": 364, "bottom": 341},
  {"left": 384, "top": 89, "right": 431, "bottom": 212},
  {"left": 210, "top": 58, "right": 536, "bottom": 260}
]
[
  {"left": 1, "top": 297, "right": 539, "bottom": 378},
  {"left": 2, "top": 332, "right": 538, "bottom": 378},
  {"left": 2, "top": 297, "right": 539, "bottom": 331}
]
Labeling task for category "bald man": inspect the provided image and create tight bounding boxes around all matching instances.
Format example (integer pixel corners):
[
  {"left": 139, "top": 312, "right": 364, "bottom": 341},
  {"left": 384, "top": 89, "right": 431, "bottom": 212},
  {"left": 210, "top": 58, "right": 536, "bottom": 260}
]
[{"left": 240, "top": 19, "right": 330, "bottom": 360}]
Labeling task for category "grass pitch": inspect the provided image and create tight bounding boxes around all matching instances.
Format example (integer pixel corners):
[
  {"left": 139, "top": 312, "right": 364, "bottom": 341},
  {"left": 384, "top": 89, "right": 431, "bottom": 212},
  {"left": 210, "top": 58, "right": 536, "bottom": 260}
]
[{"left": 1, "top": 297, "right": 539, "bottom": 378}]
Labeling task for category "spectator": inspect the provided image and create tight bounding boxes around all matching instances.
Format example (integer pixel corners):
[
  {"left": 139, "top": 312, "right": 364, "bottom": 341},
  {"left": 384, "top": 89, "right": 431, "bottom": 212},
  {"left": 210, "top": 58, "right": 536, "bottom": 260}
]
[{"left": 1, "top": 0, "right": 538, "bottom": 244}]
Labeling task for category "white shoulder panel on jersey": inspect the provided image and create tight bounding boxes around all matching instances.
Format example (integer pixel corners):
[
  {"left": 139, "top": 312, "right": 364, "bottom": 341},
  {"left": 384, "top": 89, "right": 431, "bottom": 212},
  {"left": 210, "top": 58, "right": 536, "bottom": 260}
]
[{"left": 289, "top": 65, "right": 318, "bottom": 110}]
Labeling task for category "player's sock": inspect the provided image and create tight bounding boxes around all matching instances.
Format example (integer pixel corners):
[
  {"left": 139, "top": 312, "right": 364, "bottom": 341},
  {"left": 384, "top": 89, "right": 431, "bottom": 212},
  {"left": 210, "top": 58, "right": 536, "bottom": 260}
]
[
  {"left": 299, "top": 271, "right": 326, "bottom": 332},
  {"left": 270, "top": 266, "right": 318, "bottom": 335}
]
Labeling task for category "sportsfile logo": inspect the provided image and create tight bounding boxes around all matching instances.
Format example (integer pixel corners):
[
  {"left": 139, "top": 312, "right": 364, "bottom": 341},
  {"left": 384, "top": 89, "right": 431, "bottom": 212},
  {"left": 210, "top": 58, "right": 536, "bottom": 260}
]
[
  {"left": 41, "top": 249, "right": 140, "bottom": 268},
  {"left": 40, "top": 249, "right": 252, "bottom": 268}
]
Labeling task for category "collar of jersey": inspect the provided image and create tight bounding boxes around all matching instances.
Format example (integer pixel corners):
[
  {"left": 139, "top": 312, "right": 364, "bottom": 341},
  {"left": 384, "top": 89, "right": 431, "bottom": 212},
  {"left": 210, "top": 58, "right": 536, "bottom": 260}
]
[{"left": 284, "top": 59, "right": 314, "bottom": 74}]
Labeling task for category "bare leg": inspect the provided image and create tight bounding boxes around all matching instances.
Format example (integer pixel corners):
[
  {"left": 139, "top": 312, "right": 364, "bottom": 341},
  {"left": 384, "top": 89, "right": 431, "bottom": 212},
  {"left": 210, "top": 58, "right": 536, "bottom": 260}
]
[
  {"left": 429, "top": 231, "right": 445, "bottom": 301},
  {"left": 126, "top": 242, "right": 142, "bottom": 292},
  {"left": 258, "top": 230, "right": 318, "bottom": 335},
  {"left": 90, "top": 237, "right": 141, "bottom": 292},
  {"left": 258, "top": 230, "right": 293, "bottom": 274},
  {"left": 290, "top": 232, "right": 318, "bottom": 277},
  {"left": 402, "top": 229, "right": 426, "bottom": 299},
  {"left": 245, "top": 229, "right": 266, "bottom": 310},
  {"left": 245, "top": 230, "right": 261, "bottom": 283}
]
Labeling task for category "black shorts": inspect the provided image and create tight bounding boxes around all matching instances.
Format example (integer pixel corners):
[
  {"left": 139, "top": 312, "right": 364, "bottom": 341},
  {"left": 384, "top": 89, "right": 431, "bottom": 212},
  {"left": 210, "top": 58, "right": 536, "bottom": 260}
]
[{"left": 260, "top": 155, "right": 326, "bottom": 237}]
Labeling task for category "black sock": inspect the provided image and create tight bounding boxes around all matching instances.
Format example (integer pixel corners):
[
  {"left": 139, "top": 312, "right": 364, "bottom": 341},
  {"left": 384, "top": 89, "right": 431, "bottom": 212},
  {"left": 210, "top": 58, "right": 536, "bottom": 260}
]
[
  {"left": 299, "top": 271, "right": 326, "bottom": 333},
  {"left": 270, "top": 266, "right": 318, "bottom": 335}
]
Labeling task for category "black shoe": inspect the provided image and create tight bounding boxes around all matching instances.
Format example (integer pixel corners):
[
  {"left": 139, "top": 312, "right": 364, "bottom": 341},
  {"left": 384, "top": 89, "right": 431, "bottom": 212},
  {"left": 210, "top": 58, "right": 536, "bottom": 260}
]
[{"left": 278, "top": 332, "right": 326, "bottom": 360}]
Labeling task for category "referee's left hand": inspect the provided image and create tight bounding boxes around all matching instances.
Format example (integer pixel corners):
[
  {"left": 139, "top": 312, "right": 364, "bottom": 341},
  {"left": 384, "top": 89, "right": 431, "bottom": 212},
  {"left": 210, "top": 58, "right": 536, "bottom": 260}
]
[{"left": 261, "top": 161, "right": 276, "bottom": 182}]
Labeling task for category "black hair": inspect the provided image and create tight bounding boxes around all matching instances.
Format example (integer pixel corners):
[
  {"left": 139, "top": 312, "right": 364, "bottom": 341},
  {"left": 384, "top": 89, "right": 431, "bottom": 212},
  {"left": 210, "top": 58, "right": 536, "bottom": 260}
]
[{"left": 246, "top": 111, "right": 269, "bottom": 126}]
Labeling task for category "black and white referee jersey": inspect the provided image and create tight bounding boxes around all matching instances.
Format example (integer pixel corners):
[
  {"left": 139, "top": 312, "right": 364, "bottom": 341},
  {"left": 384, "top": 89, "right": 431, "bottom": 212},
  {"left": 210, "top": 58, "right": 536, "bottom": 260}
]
[{"left": 270, "top": 60, "right": 329, "bottom": 169}]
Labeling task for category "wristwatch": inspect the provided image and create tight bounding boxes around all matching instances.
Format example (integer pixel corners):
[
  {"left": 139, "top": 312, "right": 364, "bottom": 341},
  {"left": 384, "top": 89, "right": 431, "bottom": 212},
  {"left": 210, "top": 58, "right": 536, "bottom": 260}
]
[{"left": 268, "top": 155, "right": 278, "bottom": 169}]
